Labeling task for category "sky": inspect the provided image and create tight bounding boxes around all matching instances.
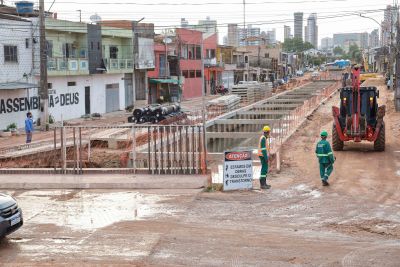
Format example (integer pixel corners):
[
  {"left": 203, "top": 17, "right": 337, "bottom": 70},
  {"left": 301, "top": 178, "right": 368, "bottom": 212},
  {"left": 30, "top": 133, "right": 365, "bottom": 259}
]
[{"left": 7, "top": 0, "right": 398, "bottom": 46}]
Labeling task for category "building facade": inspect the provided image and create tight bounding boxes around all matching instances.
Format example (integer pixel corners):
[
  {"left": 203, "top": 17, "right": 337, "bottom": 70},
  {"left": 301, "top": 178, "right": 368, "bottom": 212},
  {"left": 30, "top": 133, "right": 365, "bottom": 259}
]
[
  {"left": 320, "top": 37, "right": 333, "bottom": 51},
  {"left": 305, "top": 13, "right": 318, "bottom": 48},
  {"left": 227, "top": 23, "right": 239, "bottom": 47},
  {"left": 0, "top": 14, "right": 39, "bottom": 130},
  {"left": 294, "top": 12, "right": 304, "bottom": 40},
  {"left": 381, "top": 5, "right": 399, "bottom": 46},
  {"left": 369, "top": 29, "right": 380, "bottom": 48},
  {"left": 284, "top": 25, "right": 291, "bottom": 40}
]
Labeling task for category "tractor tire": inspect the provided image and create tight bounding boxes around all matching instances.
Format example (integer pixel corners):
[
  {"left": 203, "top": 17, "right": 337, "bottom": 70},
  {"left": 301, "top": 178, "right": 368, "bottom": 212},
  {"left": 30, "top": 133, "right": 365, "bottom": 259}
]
[
  {"left": 332, "top": 124, "right": 344, "bottom": 151},
  {"left": 374, "top": 123, "right": 385, "bottom": 152}
]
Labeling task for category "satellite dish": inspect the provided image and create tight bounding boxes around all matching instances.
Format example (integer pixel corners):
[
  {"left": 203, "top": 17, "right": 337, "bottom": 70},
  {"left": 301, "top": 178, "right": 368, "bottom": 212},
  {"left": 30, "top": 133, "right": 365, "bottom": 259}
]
[
  {"left": 163, "top": 37, "right": 172, "bottom": 44},
  {"left": 90, "top": 13, "right": 102, "bottom": 24}
]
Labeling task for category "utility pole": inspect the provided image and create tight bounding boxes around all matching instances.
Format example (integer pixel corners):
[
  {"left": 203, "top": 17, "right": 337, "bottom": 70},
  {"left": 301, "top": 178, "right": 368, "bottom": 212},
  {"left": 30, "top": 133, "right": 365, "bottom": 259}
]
[
  {"left": 200, "top": 32, "right": 207, "bottom": 174},
  {"left": 39, "top": 0, "right": 49, "bottom": 130}
]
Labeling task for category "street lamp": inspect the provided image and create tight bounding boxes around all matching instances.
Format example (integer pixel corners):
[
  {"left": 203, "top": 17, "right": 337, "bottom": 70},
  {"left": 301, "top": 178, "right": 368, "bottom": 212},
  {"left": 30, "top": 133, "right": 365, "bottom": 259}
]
[{"left": 359, "top": 13, "right": 381, "bottom": 27}]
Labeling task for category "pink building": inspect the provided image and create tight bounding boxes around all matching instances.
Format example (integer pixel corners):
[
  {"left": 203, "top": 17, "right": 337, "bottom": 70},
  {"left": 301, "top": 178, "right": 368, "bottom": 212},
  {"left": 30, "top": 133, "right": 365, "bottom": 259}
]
[
  {"left": 147, "top": 29, "right": 222, "bottom": 103},
  {"left": 176, "top": 28, "right": 203, "bottom": 100}
]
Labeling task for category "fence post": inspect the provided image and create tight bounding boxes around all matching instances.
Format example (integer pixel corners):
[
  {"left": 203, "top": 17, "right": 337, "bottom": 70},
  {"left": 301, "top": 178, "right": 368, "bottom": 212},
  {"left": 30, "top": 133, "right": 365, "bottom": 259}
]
[
  {"left": 132, "top": 126, "right": 136, "bottom": 173},
  {"left": 61, "top": 126, "right": 66, "bottom": 173}
]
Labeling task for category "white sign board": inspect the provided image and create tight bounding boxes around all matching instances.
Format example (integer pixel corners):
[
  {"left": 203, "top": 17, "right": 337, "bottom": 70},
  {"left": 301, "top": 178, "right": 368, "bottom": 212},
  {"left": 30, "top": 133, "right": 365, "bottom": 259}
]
[{"left": 223, "top": 151, "right": 253, "bottom": 191}]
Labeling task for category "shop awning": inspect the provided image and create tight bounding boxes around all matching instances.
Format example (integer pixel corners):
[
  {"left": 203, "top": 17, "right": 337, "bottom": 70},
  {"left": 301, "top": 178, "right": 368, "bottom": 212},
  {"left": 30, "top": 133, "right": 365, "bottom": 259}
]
[
  {"left": 149, "top": 78, "right": 182, "bottom": 85},
  {"left": 0, "top": 82, "right": 38, "bottom": 90}
]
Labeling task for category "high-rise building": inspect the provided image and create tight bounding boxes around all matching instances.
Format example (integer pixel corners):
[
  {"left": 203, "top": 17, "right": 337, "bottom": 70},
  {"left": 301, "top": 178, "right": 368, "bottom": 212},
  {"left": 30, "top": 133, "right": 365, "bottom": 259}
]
[
  {"left": 181, "top": 18, "right": 189, "bottom": 28},
  {"left": 247, "top": 24, "right": 261, "bottom": 38},
  {"left": 284, "top": 25, "right": 291, "bottom": 40},
  {"left": 197, "top": 16, "right": 218, "bottom": 34},
  {"left": 359, "top": 32, "right": 369, "bottom": 49},
  {"left": 369, "top": 29, "right": 379, "bottom": 48},
  {"left": 294, "top": 12, "right": 303, "bottom": 40},
  {"left": 266, "top": 29, "right": 276, "bottom": 45},
  {"left": 305, "top": 13, "right": 318, "bottom": 48},
  {"left": 180, "top": 17, "right": 218, "bottom": 34},
  {"left": 381, "top": 5, "right": 399, "bottom": 46},
  {"left": 333, "top": 33, "right": 360, "bottom": 48},
  {"left": 239, "top": 28, "right": 247, "bottom": 46},
  {"left": 320, "top": 37, "right": 333, "bottom": 51},
  {"left": 227, "top": 23, "right": 239, "bottom": 47}
]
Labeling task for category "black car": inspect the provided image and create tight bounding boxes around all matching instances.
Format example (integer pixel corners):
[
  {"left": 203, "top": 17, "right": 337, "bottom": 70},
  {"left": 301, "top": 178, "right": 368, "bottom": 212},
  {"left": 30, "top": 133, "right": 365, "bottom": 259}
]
[{"left": 0, "top": 193, "right": 23, "bottom": 238}]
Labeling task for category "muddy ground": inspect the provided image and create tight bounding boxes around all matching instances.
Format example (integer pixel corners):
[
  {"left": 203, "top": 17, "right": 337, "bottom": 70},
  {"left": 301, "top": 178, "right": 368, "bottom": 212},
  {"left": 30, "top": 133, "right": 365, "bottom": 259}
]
[{"left": 1, "top": 78, "right": 400, "bottom": 266}]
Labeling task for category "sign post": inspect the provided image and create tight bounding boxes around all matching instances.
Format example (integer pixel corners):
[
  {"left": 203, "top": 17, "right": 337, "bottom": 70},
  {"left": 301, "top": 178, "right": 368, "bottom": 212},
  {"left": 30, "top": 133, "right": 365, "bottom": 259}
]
[{"left": 223, "top": 150, "right": 253, "bottom": 191}]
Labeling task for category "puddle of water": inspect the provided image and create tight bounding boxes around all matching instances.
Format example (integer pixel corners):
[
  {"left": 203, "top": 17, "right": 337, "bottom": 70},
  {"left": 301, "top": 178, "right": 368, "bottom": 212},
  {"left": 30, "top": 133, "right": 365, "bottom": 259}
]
[
  {"left": 294, "top": 184, "right": 310, "bottom": 191},
  {"left": 17, "top": 191, "right": 182, "bottom": 230},
  {"left": 308, "top": 190, "right": 322, "bottom": 198},
  {"left": 396, "top": 170, "right": 400, "bottom": 177},
  {"left": 9, "top": 238, "right": 32, "bottom": 243}
]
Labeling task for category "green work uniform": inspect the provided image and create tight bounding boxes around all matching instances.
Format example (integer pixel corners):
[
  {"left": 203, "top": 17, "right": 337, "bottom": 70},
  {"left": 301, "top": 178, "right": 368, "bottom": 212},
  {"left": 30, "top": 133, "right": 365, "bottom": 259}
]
[
  {"left": 315, "top": 139, "right": 335, "bottom": 181},
  {"left": 259, "top": 135, "right": 269, "bottom": 180}
]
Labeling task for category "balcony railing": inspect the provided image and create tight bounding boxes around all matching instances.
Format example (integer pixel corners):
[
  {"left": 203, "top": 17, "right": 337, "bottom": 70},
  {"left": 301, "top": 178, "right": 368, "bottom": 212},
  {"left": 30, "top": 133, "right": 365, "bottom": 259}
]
[
  {"left": 47, "top": 58, "right": 89, "bottom": 72},
  {"left": 204, "top": 58, "right": 225, "bottom": 68},
  {"left": 104, "top": 58, "right": 134, "bottom": 70}
]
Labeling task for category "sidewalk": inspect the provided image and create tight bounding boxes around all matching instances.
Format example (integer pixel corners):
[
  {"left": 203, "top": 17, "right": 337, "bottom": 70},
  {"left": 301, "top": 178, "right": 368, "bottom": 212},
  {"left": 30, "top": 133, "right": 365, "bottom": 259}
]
[{"left": 0, "top": 173, "right": 208, "bottom": 190}]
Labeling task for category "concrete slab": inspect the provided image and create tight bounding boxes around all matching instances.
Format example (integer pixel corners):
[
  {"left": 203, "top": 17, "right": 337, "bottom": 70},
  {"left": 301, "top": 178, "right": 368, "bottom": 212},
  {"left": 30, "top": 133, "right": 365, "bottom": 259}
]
[{"left": 0, "top": 173, "right": 208, "bottom": 190}]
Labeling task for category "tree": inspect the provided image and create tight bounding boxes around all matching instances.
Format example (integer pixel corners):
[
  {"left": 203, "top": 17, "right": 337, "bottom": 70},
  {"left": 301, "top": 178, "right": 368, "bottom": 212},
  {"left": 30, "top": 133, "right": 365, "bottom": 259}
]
[
  {"left": 348, "top": 44, "right": 362, "bottom": 63},
  {"left": 283, "top": 37, "right": 314, "bottom": 52},
  {"left": 333, "top": 46, "right": 344, "bottom": 56}
]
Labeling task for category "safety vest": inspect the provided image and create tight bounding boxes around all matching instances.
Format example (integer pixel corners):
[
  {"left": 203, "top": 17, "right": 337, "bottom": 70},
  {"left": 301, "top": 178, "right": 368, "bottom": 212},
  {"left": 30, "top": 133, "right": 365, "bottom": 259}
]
[{"left": 258, "top": 135, "right": 269, "bottom": 156}]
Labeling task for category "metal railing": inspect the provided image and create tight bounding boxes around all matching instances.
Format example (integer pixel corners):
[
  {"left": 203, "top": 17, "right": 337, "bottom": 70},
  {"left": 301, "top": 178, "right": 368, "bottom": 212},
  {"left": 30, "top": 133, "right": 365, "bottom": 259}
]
[
  {"left": 47, "top": 57, "right": 89, "bottom": 72},
  {"left": 104, "top": 58, "right": 134, "bottom": 70}
]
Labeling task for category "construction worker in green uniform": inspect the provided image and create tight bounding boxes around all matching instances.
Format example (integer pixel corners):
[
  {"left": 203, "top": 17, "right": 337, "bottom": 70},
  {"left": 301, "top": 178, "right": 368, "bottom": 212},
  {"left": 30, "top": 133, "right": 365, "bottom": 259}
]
[
  {"left": 315, "top": 130, "right": 335, "bottom": 186},
  {"left": 258, "top": 125, "right": 271, "bottom": 189}
]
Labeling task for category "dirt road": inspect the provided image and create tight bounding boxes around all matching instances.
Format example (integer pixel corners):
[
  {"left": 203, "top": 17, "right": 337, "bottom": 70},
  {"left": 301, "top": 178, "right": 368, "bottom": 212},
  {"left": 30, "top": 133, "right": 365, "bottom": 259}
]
[
  {"left": 280, "top": 77, "right": 400, "bottom": 204},
  {"left": 1, "top": 77, "right": 400, "bottom": 266}
]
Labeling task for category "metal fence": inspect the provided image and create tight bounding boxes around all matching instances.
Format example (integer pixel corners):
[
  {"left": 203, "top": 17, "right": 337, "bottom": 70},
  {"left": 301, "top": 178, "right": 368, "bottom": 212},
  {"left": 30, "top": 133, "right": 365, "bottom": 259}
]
[{"left": 48, "top": 125, "right": 207, "bottom": 175}]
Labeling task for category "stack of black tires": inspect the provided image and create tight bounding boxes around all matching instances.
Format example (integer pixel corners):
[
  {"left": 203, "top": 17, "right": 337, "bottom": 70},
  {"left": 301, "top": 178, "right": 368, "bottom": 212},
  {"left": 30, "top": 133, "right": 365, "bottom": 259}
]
[{"left": 128, "top": 103, "right": 181, "bottom": 124}]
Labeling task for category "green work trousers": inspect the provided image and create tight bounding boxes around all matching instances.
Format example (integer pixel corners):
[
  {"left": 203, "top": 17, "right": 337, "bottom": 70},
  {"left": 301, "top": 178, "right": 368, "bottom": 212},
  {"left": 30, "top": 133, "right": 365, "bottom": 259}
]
[
  {"left": 319, "top": 163, "right": 333, "bottom": 181},
  {"left": 259, "top": 156, "right": 268, "bottom": 180}
]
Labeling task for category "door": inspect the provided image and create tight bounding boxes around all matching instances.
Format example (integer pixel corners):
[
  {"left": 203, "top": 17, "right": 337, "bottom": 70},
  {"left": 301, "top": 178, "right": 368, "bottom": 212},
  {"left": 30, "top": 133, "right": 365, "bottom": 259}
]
[
  {"left": 135, "top": 71, "right": 146, "bottom": 100},
  {"left": 124, "top": 73, "right": 133, "bottom": 108},
  {"left": 106, "top": 83, "right": 120, "bottom": 113},
  {"left": 85, "top": 86, "right": 90, "bottom": 115}
]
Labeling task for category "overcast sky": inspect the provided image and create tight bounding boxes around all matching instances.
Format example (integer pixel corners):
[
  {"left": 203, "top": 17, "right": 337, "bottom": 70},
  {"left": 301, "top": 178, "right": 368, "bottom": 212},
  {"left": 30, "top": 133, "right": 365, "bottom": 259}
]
[{"left": 9, "top": 0, "right": 397, "bottom": 45}]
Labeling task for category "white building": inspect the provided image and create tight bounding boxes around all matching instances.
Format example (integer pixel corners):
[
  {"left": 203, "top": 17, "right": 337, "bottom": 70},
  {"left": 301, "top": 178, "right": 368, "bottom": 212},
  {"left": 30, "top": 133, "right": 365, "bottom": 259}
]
[
  {"left": 0, "top": 9, "right": 154, "bottom": 130},
  {"left": 0, "top": 14, "right": 40, "bottom": 130}
]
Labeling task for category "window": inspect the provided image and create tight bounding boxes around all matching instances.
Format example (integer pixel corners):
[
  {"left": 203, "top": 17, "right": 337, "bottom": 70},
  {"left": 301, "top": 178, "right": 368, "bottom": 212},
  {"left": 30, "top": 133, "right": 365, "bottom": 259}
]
[
  {"left": 62, "top": 43, "right": 76, "bottom": 58},
  {"left": 244, "top": 56, "right": 248, "bottom": 63},
  {"left": 46, "top": 40, "right": 53, "bottom": 57},
  {"left": 189, "top": 70, "right": 195, "bottom": 78},
  {"left": 109, "top": 46, "right": 118, "bottom": 59},
  {"left": 67, "top": 81, "right": 76, "bottom": 87},
  {"left": 182, "top": 70, "right": 189, "bottom": 78},
  {"left": 159, "top": 54, "right": 166, "bottom": 76},
  {"left": 265, "top": 53, "right": 269, "bottom": 58},
  {"left": 4, "top": 46, "right": 18, "bottom": 63},
  {"left": 91, "top": 42, "right": 94, "bottom": 50},
  {"left": 188, "top": 45, "right": 195, "bottom": 59},
  {"left": 181, "top": 45, "right": 188, "bottom": 59},
  {"left": 25, "top": 38, "right": 30, "bottom": 49},
  {"left": 195, "top": 45, "right": 201, "bottom": 59},
  {"left": 48, "top": 83, "right": 53, "bottom": 89},
  {"left": 206, "top": 49, "right": 215, "bottom": 59},
  {"left": 97, "top": 42, "right": 100, "bottom": 50},
  {"left": 196, "top": 70, "right": 202, "bottom": 78}
]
